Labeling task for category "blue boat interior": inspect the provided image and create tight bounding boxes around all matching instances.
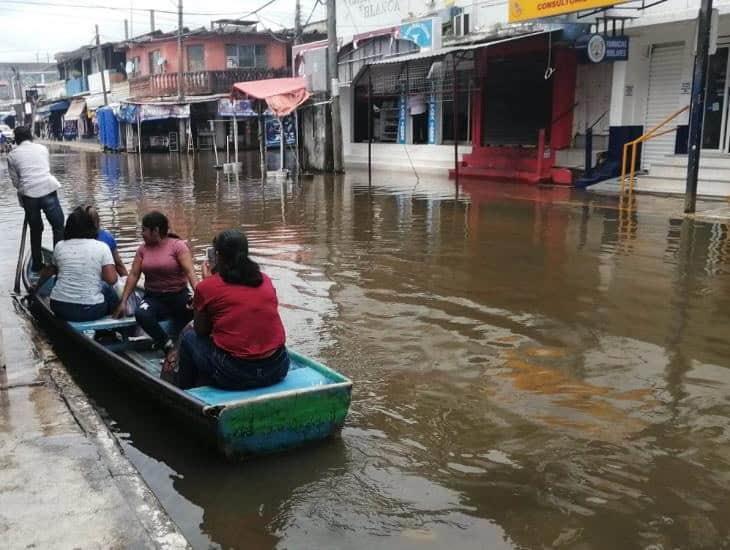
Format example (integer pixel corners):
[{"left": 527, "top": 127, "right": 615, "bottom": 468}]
[{"left": 32, "top": 269, "right": 340, "bottom": 408}]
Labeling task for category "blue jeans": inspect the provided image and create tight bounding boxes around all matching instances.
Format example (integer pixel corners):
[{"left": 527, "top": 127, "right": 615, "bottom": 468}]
[
  {"left": 176, "top": 327, "right": 290, "bottom": 390},
  {"left": 51, "top": 282, "right": 119, "bottom": 322},
  {"left": 22, "top": 191, "right": 64, "bottom": 270},
  {"left": 135, "top": 289, "right": 192, "bottom": 348}
]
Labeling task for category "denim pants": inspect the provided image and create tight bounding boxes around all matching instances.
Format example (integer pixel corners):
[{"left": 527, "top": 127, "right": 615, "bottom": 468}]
[
  {"left": 176, "top": 327, "right": 290, "bottom": 390},
  {"left": 51, "top": 282, "right": 119, "bottom": 322},
  {"left": 22, "top": 191, "right": 65, "bottom": 271},
  {"left": 135, "top": 289, "right": 192, "bottom": 348}
]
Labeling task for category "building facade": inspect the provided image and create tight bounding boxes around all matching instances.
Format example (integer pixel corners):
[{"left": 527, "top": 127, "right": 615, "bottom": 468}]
[
  {"left": 605, "top": 1, "right": 730, "bottom": 192},
  {"left": 125, "top": 25, "right": 289, "bottom": 98}
]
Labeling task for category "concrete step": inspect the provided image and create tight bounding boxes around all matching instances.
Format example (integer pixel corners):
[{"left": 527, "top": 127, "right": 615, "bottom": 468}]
[
  {"left": 649, "top": 162, "right": 730, "bottom": 181},
  {"left": 651, "top": 154, "right": 730, "bottom": 169},
  {"left": 635, "top": 175, "right": 730, "bottom": 196},
  {"left": 555, "top": 148, "right": 603, "bottom": 169}
]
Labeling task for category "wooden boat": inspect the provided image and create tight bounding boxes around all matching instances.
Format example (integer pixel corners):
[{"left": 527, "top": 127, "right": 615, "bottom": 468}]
[{"left": 22, "top": 248, "right": 352, "bottom": 459}]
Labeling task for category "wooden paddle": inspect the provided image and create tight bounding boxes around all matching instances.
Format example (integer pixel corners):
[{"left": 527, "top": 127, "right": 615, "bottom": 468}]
[{"left": 13, "top": 217, "right": 28, "bottom": 294}]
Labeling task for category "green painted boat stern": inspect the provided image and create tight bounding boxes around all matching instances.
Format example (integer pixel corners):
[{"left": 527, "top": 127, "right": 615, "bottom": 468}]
[{"left": 188, "top": 351, "right": 352, "bottom": 459}]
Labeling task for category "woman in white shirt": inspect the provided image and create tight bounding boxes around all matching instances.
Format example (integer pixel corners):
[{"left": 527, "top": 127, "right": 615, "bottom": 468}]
[{"left": 49, "top": 206, "right": 119, "bottom": 322}]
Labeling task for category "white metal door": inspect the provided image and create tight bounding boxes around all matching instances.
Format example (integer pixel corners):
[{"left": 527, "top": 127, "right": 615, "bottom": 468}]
[{"left": 643, "top": 43, "right": 685, "bottom": 169}]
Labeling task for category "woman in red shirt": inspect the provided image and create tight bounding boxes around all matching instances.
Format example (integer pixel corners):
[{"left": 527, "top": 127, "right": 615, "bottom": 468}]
[{"left": 175, "top": 229, "right": 290, "bottom": 390}]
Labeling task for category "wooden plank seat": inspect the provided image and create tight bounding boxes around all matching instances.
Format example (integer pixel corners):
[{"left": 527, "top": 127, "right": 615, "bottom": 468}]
[{"left": 69, "top": 315, "right": 138, "bottom": 333}]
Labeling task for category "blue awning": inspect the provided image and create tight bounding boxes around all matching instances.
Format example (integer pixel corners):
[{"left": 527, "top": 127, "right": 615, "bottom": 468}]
[{"left": 37, "top": 100, "right": 70, "bottom": 114}]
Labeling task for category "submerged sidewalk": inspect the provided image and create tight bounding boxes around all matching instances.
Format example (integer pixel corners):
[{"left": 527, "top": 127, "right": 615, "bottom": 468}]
[
  {"left": 588, "top": 176, "right": 730, "bottom": 201},
  {"left": 0, "top": 221, "right": 188, "bottom": 547},
  {"left": 37, "top": 138, "right": 102, "bottom": 152}
]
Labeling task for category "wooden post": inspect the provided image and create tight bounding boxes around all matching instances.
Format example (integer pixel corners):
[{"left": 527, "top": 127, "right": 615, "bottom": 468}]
[
  {"left": 368, "top": 69, "right": 372, "bottom": 187},
  {"left": 233, "top": 113, "right": 239, "bottom": 164},
  {"left": 95, "top": 25, "right": 108, "bottom": 106},
  {"left": 452, "top": 54, "right": 459, "bottom": 186},
  {"left": 327, "top": 0, "right": 343, "bottom": 172},
  {"left": 279, "top": 117, "right": 285, "bottom": 172},
  {"left": 685, "top": 0, "right": 714, "bottom": 213},
  {"left": 258, "top": 103, "right": 267, "bottom": 180},
  {"left": 177, "top": 0, "right": 184, "bottom": 101}
]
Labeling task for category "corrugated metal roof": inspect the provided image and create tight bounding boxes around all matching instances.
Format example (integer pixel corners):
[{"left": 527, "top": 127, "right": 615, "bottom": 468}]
[{"left": 368, "top": 30, "right": 555, "bottom": 66}]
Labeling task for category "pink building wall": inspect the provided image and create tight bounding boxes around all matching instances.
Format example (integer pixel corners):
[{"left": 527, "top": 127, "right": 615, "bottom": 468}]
[{"left": 127, "top": 34, "right": 288, "bottom": 75}]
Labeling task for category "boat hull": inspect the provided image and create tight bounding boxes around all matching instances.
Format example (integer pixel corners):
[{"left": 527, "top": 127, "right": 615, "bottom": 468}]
[{"left": 22, "top": 249, "right": 352, "bottom": 459}]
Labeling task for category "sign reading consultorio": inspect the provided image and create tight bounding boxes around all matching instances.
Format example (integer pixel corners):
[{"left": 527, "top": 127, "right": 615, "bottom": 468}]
[{"left": 509, "top": 0, "right": 629, "bottom": 23}]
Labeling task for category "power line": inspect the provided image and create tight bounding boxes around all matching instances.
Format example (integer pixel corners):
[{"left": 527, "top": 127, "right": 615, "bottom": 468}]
[{"left": 0, "top": 0, "right": 268, "bottom": 16}]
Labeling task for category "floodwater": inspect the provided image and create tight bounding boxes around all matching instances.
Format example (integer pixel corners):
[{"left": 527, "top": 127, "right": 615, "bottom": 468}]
[{"left": 2, "top": 148, "right": 730, "bottom": 550}]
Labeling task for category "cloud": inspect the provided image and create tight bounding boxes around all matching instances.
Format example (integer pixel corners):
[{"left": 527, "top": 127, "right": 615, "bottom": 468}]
[{"left": 0, "top": 0, "right": 323, "bottom": 64}]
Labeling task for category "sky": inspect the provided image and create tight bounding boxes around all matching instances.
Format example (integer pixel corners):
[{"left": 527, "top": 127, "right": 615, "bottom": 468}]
[{"left": 0, "top": 0, "right": 325, "bottom": 64}]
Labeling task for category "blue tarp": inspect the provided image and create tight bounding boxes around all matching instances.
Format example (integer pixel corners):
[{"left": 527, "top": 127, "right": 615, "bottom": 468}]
[
  {"left": 116, "top": 104, "right": 139, "bottom": 124},
  {"left": 36, "top": 100, "right": 70, "bottom": 114},
  {"left": 97, "top": 106, "right": 120, "bottom": 150}
]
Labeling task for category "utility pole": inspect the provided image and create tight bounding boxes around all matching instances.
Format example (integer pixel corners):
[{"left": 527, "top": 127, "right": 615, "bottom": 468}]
[
  {"left": 149, "top": 9, "right": 155, "bottom": 32},
  {"left": 327, "top": 0, "right": 343, "bottom": 172},
  {"left": 685, "top": 0, "right": 714, "bottom": 213},
  {"left": 177, "top": 0, "right": 184, "bottom": 100},
  {"left": 95, "top": 25, "right": 109, "bottom": 106},
  {"left": 124, "top": 19, "right": 129, "bottom": 40},
  {"left": 294, "top": 0, "right": 302, "bottom": 45}
]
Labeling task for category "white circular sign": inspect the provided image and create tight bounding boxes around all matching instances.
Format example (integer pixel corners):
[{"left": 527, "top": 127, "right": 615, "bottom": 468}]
[{"left": 587, "top": 34, "right": 607, "bottom": 64}]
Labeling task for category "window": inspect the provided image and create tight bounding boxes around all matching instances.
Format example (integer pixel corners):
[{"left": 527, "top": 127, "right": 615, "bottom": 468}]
[
  {"left": 187, "top": 45, "right": 205, "bottom": 72},
  {"left": 128, "top": 56, "right": 141, "bottom": 76},
  {"left": 149, "top": 50, "right": 163, "bottom": 74},
  {"left": 225, "top": 44, "right": 267, "bottom": 69}
]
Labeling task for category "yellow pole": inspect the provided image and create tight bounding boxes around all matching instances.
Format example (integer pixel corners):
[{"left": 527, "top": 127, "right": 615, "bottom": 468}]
[
  {"left": 621, "top": 142, "right": 629, "bottom": 194},
  {"left": 629, "top": 142, "right": 638, "bottom": 193}
]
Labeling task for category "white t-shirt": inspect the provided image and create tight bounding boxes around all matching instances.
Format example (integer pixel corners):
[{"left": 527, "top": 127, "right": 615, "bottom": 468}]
[{"left": 51, "top": 239, "right": 114, "bottom": 305}]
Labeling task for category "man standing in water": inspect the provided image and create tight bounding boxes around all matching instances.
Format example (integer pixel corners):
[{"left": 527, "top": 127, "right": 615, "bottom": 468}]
[{"left": 6, "top": 126, "right": 64, "bottom": 272}]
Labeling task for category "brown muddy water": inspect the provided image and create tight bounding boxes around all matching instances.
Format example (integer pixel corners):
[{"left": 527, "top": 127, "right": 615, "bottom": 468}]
[{"left": 2, "top": 149, "right": 730, "bottom": 549}]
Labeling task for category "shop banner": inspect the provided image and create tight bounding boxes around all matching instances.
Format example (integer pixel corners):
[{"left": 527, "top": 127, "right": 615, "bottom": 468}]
[
  {"left": 397, "top": 94, "right": 406, "bottom": 144},
  {"left": 138, "top": 104, "right": 190, "bottom": 122},
  {"left": 217, "top": 98, "right": 258, "bottom": 117},
  {"left": 575, "top": 34, "right": 629, "bottom": 63},
  {"left": 509, "top": 0, "right": 631, "bottom": 23},
  {"left": 399, "top": 18, "right": 441, "bottom": 51},
  {"left": 427, "top": 94, "right": 437, "bottom": 145},
  {"left": 265, "top": 116, "right": 296, "bottom": 148}
]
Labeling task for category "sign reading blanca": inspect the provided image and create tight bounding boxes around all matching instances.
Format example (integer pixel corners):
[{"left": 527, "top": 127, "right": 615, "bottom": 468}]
[{"left": 345, "top": 0, "right": 401, "bottom": 19}]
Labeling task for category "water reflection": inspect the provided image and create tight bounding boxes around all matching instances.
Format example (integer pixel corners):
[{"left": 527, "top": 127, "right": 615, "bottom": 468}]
[{"left": 3, "top": 148, "right": 730, "bottom": 549}]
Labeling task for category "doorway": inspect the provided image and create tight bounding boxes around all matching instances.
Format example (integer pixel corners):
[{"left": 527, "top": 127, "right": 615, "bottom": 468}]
[{"left": 702, "top": 47, "right": 730, "bottom": 151}]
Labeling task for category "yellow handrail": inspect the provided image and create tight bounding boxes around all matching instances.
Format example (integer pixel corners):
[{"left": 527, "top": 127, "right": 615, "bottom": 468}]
[{"left": 620, "top": 105, "right": 690, "bottom": 194}]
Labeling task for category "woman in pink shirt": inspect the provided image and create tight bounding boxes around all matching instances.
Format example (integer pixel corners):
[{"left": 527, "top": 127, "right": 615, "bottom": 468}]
[{"left": 114, "top": 211, "right": 197, "bottom": 366}]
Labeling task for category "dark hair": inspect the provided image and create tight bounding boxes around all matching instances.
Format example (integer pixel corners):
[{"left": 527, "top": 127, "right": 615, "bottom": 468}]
[
  {"left": 85, "top": 205, "right": 100, "bottom": 229},
  {"left": 64, "top": 206, "right": 98, "bottom": 240},
  {"left": 214, "top": 229, "right": 262, "bottom": 287},
  {"left": 141, "top": 211, "right": 169, "bottom": 237},
  {"left": 14, "top": 126, "right": 32, "bottom": 145}
]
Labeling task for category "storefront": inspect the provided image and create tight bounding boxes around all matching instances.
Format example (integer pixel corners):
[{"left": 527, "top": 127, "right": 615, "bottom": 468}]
[
  {"left": 62, "top": 98, "right": 88, "bottom": 140},
  {"left": 35, "top": 100, "right": 69, "bottom": 140},
  {"left": 606, "top": 13, "right": 730, "bottom": 182},
  {"left": 346, "top": 29, "right": 576, "bottom": 183}
]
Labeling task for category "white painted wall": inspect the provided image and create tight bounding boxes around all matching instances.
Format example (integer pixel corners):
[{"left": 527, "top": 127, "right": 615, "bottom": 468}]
[
  {"left": 336, "top": 0, "right": 473, "bottom": 42},
  {"left": 573, "top": 62, "right": 613, "bottom": 138},
  {"left": 619, "top": 0, "right": 730, "bottom": 28},
  {"left": 608, "top": 19, "right": 703, "bottom": 129}
]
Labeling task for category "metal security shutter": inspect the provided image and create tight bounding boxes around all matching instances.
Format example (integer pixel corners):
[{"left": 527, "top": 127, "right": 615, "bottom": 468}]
[{"left": 643, "top": 43, "right": 685, "bottom": 168}]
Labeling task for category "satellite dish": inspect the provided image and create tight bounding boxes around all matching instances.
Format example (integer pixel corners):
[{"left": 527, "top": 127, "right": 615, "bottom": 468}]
[
  {"left": 125, "top": 61, "right": 134, "bottom": 74},
  {"left": 157, "top": 57, "right": 166, "bottom": 66}
]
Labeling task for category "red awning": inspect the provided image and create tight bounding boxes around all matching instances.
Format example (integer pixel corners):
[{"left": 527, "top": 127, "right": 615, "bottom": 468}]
[{"left": 230, "top": 77, "right": 310, "bottom": 117}]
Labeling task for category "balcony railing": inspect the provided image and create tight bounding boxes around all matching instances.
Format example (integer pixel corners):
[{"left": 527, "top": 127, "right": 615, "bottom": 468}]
[{"left": 128, "top": 68, "right": 289, "bottom": 99}]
